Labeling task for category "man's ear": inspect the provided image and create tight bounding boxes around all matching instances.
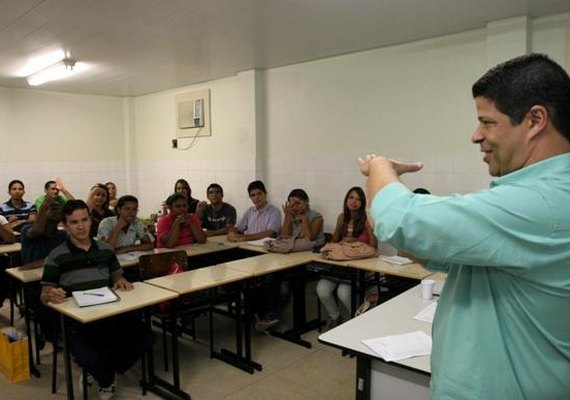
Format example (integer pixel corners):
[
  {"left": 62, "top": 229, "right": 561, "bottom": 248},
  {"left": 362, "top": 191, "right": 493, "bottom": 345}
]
[{"left": 527, "top": 105, "right": 548, "bottom": 139}]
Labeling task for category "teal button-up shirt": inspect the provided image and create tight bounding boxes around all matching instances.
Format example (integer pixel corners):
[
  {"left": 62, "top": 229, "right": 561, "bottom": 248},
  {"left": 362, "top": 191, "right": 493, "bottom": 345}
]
[{"left": 371, "top": 153, "right": 570, "bottom": 400}]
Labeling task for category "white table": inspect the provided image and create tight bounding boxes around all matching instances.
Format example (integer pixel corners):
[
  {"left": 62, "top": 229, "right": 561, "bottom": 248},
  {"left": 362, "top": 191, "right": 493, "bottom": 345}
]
[
  {"left": 319, "top": 280, "right": 444, "bottom": 400},
  {"left": 48, "top": 282, "right": 185, "bottom": 400}
]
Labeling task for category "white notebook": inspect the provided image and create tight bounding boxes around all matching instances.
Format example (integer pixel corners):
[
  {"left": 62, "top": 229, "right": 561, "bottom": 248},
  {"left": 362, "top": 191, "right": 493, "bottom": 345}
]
[{"left": 72, "top": 286, "right": 119, "bottom": 307}]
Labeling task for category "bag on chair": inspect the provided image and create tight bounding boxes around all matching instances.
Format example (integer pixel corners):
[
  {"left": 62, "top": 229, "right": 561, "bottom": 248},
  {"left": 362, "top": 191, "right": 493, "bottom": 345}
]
[
  {"left": 321, "top": 241, "right": 378, "bottom": 261},
  {"left": 0, "top": 327, "right": 30, "bottom": 383},
  {"left": 263, "top": 237, "right": 315, "bottom": 253}
]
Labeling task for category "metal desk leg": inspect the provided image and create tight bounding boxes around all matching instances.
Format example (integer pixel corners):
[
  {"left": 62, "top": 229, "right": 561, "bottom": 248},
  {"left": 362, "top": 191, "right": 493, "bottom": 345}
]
[
  {"left": 60, "top": 314, "right": 74, "bottom": 400},
  {"left": 356, "top": 356, "right": 371, "bottom": 400}
]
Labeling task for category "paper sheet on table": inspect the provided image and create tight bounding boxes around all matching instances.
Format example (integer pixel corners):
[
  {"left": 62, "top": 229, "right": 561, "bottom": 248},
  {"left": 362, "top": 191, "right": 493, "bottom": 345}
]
[
  {"left": 72, "top": 286, "right": 119, "bottom": 307},
  {"left": 116, "top": 251, "right": 150, "bottom": 262},
  {"left": 380, "top": 255, "right": 413, "bottom": 265},
  {"left": 362, "top": 331, "right": 432, "bottom": 362},
  {"left": 413, "top": 302, "right": 438, "bottom": 323},
  {"left": 246, "top": 238, "right": 276, "bottom": 247}
]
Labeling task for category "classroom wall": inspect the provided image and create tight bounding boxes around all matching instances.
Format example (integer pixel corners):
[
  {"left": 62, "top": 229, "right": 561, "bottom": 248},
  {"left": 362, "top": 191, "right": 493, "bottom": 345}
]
[
  {"left": 0, "top": 87, "right": 126, "bottom": 202},
  {"left": 0, "top": 13, "right": 568, "bottom": 232}
]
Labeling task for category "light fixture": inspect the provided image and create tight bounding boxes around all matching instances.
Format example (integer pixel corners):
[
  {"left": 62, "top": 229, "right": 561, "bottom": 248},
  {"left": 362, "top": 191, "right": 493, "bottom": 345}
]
[{"left": 27, "top": 57, "right": 88, "bottom": 86}]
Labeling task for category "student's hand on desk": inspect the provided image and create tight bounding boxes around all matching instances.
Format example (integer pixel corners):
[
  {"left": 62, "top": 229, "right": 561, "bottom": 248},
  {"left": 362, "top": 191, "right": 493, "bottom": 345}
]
[
  {"left": 47, "top": 287, "right": 67, "bottom": 304},
  {"left": 227, "top": 231, "right": 243, "bottom": 242},
  {"left": 113, "top": 277, "right": 134, "bottom": 291}
]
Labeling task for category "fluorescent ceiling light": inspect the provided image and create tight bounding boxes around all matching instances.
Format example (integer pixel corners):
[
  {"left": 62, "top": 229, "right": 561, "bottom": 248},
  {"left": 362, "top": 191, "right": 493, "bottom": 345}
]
[
  {"left": 27, "top": 58, "right": 89, "bottom": 86},
  {"left": 16, "top": 50, "right": 66, "bottom": 77}
]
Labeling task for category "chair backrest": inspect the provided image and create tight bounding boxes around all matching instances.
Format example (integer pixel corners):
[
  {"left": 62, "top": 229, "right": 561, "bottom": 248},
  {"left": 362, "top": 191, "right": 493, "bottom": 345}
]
[{"left": 138, "top": 250, "right": 188, "bottom": 280}]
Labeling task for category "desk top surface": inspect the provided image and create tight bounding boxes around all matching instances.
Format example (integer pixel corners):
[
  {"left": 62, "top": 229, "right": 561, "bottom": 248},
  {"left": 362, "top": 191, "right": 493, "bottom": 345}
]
[
  {"left": 0, "top": 242, "right": 22, "bottom": 254},
  {"left": 319, "top": 281, "right": 444, "bottom": 374},
  {"left": 216, "top": 252, "right": 309, "bottom": 276},
  {"left": 47, "top": 281, "right": 178, "bottom": 323},
  {"left": 348, "top": 257, "right": 431, "bottom": 280},
  {"left": 144, "top": 264, "right": 252, "bottom": 294}
]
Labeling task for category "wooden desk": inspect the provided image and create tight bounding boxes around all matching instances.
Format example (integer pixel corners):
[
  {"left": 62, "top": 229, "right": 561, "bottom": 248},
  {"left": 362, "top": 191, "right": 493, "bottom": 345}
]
[
  {"left": 145, "top": 265, "right": 259, "bottom": 373},
  {"left": 48, "top": 282, "right": 185, "bottom": 400},
  {"left": 319, "top": 280, "right": 445, "bottom": 400},
  {"left": 347, "top": 257, "right": 431, "bottom": 280},
  {"left": 217, "top": 252, "right": 308, "bottom": 276},
  {"left": 0, "top": 242, "right": 22, "bottom": 254}
]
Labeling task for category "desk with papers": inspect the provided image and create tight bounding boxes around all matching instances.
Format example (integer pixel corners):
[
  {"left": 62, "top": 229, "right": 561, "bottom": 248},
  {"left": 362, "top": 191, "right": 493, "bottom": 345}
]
[{"left": 319, "top": 279, "right": 445, "bottom": 400}]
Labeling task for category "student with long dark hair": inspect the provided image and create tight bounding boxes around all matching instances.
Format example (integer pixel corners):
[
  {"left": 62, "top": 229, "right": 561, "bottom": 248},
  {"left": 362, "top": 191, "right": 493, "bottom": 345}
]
[{"left": 316, "top": 186, "right": 377, "bottom": 329}]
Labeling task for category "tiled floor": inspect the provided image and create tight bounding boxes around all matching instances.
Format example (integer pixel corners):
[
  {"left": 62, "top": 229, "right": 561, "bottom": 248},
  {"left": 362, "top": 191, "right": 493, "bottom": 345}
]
[{"left": 0, "top": 291, "right": 355, "bottom": 400}]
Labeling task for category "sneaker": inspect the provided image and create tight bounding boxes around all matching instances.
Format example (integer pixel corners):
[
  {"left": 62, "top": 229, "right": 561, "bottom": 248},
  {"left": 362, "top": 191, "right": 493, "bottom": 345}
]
[
  {"left": 79, "top": 373, "right": 93, "bottom": 395},
  {"left": 98, "top": 381, "right": 116, "bottom": 400},
  {"left": 255, "top": 317, "right": 280, "bottom": 332}
]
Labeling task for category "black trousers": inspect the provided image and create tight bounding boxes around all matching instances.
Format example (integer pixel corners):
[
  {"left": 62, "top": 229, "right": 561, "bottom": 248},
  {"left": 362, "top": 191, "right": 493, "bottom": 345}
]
[{"left": 68, "top": 312, "right": 155, "bottom": 388}]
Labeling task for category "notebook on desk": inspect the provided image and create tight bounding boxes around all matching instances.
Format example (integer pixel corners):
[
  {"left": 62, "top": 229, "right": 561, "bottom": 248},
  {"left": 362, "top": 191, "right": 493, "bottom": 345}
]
[{"left": 72, "top": 286, "right": 120, "bottom": 307}]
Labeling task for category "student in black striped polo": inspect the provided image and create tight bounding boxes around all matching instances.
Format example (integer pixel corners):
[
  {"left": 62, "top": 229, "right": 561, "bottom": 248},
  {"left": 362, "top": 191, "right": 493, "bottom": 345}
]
[{"left": 40, "top": 200, "right": 154, "bottom": 400}]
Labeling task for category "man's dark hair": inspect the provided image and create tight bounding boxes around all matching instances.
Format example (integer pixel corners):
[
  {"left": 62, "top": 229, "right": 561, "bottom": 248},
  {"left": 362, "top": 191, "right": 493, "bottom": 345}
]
[
  {"left": 8, "top": 179, "right": 24, "bottom": 190},
  {"left": 44, "top": 180, "right": 56, "bottom": 190},
  {"left": 288, "top": 188, "right": 309, "bottom": 202},
  {"left": 116, "top": 195, "right": 138, "bottom": 210},
  {"left": 472, "top": 53, "right": 570, "bottom": 141},
  {"left": 247, "top": 180, "right": 266, "bottom": 195},
  {"left": 166, "top": 193, "right": 188, "bottom": 207},
  {"left": 207, "top": 183, "right": 224, "bottom": 196},
  {"left": 62, "top": 199, "right": 90, "bottom": 223}
]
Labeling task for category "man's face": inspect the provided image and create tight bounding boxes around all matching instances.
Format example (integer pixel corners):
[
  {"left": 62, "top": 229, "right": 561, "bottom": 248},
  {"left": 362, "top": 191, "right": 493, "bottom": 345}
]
[
  {"left": 9, "top": 183, "right": 24, "bottom": 201},
  {"left": 46, "top": 183, "right": 59, "bottom": 198},
  {"left": 249, "top": 189, "right": 267, "bottom": 209},
  {"left": 207, "top": 187, "right": 223, "bottom": 205},
  {"left": 118, "top": 201, "right": 138, "bottom": 223},
  {"left": 64, "top": 208, "right": 92, "bottom": 242},
  {"left": 472, "top": 97, "right": 530, "bottom": 177},
  {"left": 169, "top": 199, "right": 188, "bottom": 217}
]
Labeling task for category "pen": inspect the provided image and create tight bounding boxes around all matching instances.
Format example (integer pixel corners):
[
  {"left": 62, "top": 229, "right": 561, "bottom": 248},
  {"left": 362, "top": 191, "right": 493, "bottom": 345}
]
[{"left": 84, "top": 293, "right": 105, "bottom": 297}]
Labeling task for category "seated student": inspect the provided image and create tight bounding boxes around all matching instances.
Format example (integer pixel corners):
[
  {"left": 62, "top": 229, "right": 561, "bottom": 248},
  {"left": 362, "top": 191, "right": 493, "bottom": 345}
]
[
  {"left": 197, "top": 183, "right": 237, "bottom": 237},
  {"left": 97, "top": 195, "right": 154, "bottom": 254},
  {"left": 227, "top": 180, "right": 281, "bottom": 242},
  {"left": 40, "top": 200, "right": 154, "bottom": 399},
  {"left": 156, "top": 193, "right": 206, "bottom": 248},
  {"left": 281, "top": 188, "right": 325, "bottom": 246},
  {"left": 105, "top": 182, "right": 119, "bottom": 211},
  {"left": 34, "top": 178, "right": 74, "bottom": 210},
  {"left": 87, "top": 184, "right": 115, "bottom": 239},
  {"left": 0, "top": 180, "right": 37, "bottom": 231},
  {"left": 254, "top": 189, "right": 326, "bottom": 331},
  {"left": 161, "top": 179, "right": 200, "bottom": 215},
  {"left": 18, "top": 195, "right": 68, "bottom": 344},
  {"left": 316, "top": 186, "right": 377, "bottom": 329},
  {"left": 0, "top": 216, "right": 16, "bottom": 306}
]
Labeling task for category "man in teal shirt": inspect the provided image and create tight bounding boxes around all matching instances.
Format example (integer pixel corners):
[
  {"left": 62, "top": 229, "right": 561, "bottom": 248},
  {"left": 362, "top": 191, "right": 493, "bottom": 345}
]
[{"left": 359, "top": 54, "right": 570, "bottom": 399}]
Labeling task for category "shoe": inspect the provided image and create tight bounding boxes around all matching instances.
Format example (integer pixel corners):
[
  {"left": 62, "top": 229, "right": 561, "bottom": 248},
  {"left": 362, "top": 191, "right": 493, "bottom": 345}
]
[
  {"left": 254, "top": 317, "right": 280, "bottom": 332},
  {"left": 98, "top": 381, "right": 116, "bottom": 400},
  {"left": 79, "top": 373, "right": 93, "bottom": 395}
]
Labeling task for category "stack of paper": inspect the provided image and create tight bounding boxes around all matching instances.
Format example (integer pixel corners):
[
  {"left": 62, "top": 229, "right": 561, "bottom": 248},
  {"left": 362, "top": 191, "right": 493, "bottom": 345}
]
[
  {"left": 362, "top": 331, "right": 432, "bottom": 362},
  {"left": 72, "top": 286, "right": 119, "bottom": 307},
  {"left": 246, "top": 238, "right": 276, "bottom": 247},
  {"left": 380, "top": 255, "right": 413, "bottom": 265}
]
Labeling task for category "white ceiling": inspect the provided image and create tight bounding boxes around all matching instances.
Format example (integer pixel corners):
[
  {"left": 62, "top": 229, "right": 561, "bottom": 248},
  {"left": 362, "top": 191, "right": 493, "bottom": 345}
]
[{"left": 0, "top": 0, "right": 569, "bottom": 97}]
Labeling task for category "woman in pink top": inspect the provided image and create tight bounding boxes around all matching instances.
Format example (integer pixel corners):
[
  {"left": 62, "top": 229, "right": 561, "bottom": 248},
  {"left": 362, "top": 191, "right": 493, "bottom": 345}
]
[
  {"left": 317, "top": 186, "right": 377, "bottom": 329},
  {"left": 157, "top": 193, "right": 206, "bottom": 248}
]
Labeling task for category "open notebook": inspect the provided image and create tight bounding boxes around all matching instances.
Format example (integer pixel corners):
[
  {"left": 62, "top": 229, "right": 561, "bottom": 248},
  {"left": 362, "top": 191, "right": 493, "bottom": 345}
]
[{"left": 72, "top": 286, "right": 120, "bottom": 307}]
